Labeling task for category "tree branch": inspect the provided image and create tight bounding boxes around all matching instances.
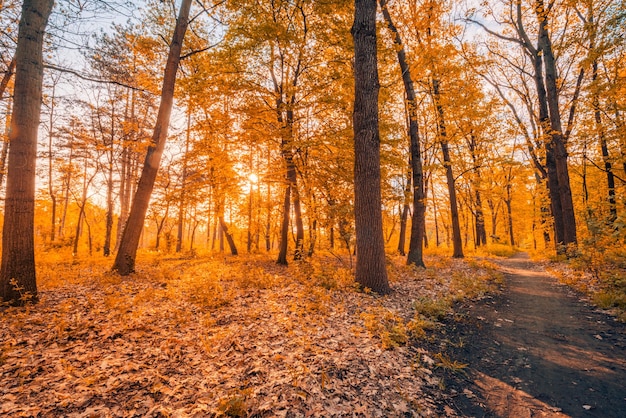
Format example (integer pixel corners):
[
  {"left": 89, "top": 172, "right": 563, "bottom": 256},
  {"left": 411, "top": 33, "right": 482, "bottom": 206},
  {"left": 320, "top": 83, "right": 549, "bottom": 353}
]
[{"left": 44, "top": 64, "right": 153, "bottom": 94}]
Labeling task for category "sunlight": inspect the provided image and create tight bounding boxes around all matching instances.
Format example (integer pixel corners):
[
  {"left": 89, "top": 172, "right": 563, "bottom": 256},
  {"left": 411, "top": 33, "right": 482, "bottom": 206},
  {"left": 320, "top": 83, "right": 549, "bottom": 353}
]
[{"left": 474, "top": 372, "right": 570, "bottom": 417}]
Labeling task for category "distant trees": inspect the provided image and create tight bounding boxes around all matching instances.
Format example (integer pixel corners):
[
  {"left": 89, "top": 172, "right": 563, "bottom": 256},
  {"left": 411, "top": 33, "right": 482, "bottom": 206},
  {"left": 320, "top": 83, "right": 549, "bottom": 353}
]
[{"left": 1, "top": 0, "right": 624, "bottom": 302}]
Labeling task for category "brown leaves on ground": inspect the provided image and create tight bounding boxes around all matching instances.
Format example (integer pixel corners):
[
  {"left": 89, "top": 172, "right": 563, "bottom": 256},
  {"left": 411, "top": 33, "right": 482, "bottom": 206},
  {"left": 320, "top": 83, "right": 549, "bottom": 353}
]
[{"left": 0, "top": 252, "right": 502, "bottom": 417}]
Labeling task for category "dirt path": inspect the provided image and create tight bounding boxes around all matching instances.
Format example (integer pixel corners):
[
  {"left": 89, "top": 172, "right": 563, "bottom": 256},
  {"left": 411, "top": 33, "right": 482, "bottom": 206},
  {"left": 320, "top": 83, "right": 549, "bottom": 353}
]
[{"left": 432, "top": 253, "right": 626, "bottom": 417}]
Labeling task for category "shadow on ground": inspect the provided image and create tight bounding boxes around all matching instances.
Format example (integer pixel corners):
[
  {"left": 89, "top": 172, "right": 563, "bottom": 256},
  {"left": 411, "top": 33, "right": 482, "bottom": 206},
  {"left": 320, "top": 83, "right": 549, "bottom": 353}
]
[{"left": 424, "top": 253, "right": 626, "bottom": 417}]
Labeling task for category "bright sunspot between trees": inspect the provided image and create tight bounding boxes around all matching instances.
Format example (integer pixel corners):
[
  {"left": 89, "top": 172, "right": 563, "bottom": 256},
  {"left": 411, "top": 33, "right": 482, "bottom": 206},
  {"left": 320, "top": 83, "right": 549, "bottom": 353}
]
[{"left": 1, "top": 0, "right": 626, "bottom": 416}]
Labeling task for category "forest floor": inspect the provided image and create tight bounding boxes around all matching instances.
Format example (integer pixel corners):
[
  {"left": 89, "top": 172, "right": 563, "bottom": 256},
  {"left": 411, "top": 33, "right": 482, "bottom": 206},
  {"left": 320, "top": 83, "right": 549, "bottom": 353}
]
[
  {"left": 427, "top": 253, "right": 626, "bottom": 417},
  {"left": 2, "top": 251, "right": 625, "bottom": 417},
  {"left": 0, "top": 251, "right": 504, "bottom": 418}
]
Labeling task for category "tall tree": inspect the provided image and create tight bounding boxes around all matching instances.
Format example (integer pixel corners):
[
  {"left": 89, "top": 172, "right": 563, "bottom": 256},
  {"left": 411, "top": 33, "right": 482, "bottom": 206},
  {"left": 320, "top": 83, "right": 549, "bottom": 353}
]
[
  {"left": 535, "top": 0, "right": 577, "bottom": 248},
  {"left": 379, "top": 0, "right": 426, "bottom": 267},
  {"left": 352, "top": 0, "right": 390, "bottom": 294},
  {"left": 112, "top": 0, "right": 192, "bottom": 275},
  {"left": 0, "top": 0, "right": 54, "bottom": 305}
]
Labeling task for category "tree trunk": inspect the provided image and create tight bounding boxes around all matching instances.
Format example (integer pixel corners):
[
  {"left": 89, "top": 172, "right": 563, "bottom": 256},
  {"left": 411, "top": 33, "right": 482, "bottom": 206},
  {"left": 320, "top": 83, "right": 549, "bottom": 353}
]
[
  {"left": 433, "top": 78, "right": 463, "bottom": 258},
  {"left": 591, "top": 52, "right": 617, "bottom": 223},
  {"left": 103, "top": 101, "right": 116, "bottom": 256},
  {"left": 351, "top": 0, "right": 390, "bottom": 294},
  {"left": 530, "top": 35, "right": 564, "bottom": 250},
  {"left": 115, "top": 89, "right": 135, "bottom": 251},
  {"left": 59, "top": 138, "right": 74, "bottom": 240},
  {"left": 112, "top": 0, "right": 192, "bottom": 275},
  {"left": 379, "top": 0, "right": 425, "bottom": 267},
  {"left": 536, "top": 0, "right": 577, "bottom": 249},
  {"left": 276, "top": 107, "right": 304, "bottom": 264},
  {"left": 47, "top": 82, "right": 57, "bottom": 243},
  {"left": 433, "top": 191, "right": 440, "bottom": 246},
  {"left": 0, "top": 0, "right": 53, "bottom": 305},
  {"left": 0, "top": 98, "right": 11, "bottom": 189},
  {"left": 176, "top": 110, "right": 192, "bottom": 253},
  {"left": 475, "top": 189, "right": 487, "bottom": 246},
  {"left": 308, "top": 218, "right": 317, "bottom": 257},
  {"left": 277, "top": 183, "right": 291, "bottom": 264},
  {"left": 398, "top": 166, "right": 410, "bottom": 256},
  {"left": 505, "top": 181, "right": 514, "bottom": 246},
  {"left": 219, "top": 216, "right": 238, "bottom": 256},
  {"left": 466, "top": 133, "right": 487, "bottom": 247}
]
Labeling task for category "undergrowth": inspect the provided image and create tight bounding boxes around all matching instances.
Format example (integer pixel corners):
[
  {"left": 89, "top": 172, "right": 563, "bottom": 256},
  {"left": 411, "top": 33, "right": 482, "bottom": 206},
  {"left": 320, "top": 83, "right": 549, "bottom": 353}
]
[
  {"left": 565, "top": 236, "right": 626, "bottom": 322},
  {"left": 362, "top": 257, "right": 503, "bottom": 350}
]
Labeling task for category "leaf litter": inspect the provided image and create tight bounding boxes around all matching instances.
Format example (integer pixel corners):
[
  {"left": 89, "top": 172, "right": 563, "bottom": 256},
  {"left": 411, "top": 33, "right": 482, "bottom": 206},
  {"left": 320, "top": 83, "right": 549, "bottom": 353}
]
[{"left": 0, "top": 253, "right": 502, "bottom": 417}]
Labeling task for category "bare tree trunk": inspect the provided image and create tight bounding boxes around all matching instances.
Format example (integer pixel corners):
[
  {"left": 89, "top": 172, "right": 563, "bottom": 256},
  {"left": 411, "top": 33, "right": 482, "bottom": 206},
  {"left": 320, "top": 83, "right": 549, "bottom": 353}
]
[
  {"left": 433, "top": 191, "right": 440, "bottom": 247},
  {"left": 103, "top": 97, "right": 116, "bottom": 256},
  {"left": 352, "top": 0, "right": 390, "bottom": 294},
  {"left": 505, "top": 181, "right": 514, "bottom": 247},
  {"left": 112, "top": 0, "right": 192, "bottom": 275},
  {"left": 433, "top": 78, "right": 463, "bottom": 258},
  {"left": 1, "top": 0, "right": 53, "bottom": 305},
  {"left": 379, "top": 0, "right": 425, "bottom": 267},
  {"left": 47, "top": 82, "right": 57, "bottom": 243},
  {"left": 277, "top": 183, "right": 291, "bottom": 264},
  {"left": 398, "top": 166, "right": 410, "bottom": 256},
  {"left": 466, "top": 133, "right": 487, "bottom": 247},
  {"left": 176, "top": 109, "right": 191, "bottom": 253},
  {"left": 590, "top": 39, "right": 617, "bottom": 223},
  {"left": 531, "top": 35, "right": 564, "bottom": 249},
  {"left": 536, "top": 0, "right": 577, "bottom": 249},
  {"left": 219, "top": 216, "right": 238, "bottom": 256},
  {"left": 115, "top": 89, "right": 135, "bottom": 251},
  {"left": 276, "top": 106, "right": 304, "bottom": 264}
]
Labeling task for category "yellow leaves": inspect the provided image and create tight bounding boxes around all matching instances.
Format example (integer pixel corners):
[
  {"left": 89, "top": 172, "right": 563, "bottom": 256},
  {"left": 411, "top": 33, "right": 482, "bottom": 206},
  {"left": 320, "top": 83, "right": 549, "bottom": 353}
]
[{"left": 360, "top": 306, "right": 409, "bottom": 349}]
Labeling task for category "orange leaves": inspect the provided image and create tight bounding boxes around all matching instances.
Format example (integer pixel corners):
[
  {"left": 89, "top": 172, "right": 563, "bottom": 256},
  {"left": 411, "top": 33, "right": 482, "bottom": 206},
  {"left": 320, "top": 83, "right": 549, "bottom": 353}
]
[{"left": 0, "top": 253, "right": 502, "bottom": 416}]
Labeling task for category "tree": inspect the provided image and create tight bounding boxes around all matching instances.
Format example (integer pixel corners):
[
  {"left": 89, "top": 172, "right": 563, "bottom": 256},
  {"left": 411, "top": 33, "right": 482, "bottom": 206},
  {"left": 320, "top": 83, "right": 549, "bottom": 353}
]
[
  {"left": 536, "top": 0, "right": 577, "bottom": 248},
  {"left": 352, "top": 0, "right": 390, "bottom": 294},
  {"left": 379, "top": 0, "right": 426, "bottom": 267},
  {"left": 0, "top": 0, "right": 54, "bottom": 305},
  {"left": 467, "top": 0, "right": 580, "bottom": 253},
  {"left": 112, "top": 0, "right": 192, "bottom": 275}
]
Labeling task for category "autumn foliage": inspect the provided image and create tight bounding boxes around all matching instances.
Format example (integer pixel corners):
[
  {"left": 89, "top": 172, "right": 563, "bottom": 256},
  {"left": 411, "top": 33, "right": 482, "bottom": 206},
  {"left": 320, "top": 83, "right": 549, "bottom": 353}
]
[{"left": 0, "top": 0, "right": 626, "bottom": 414}]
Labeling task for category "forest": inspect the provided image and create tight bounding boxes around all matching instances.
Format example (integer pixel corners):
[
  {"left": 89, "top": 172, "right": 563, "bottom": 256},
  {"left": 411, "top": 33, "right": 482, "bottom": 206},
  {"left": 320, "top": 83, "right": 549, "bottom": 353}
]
[{"left": 1, "top": 0, "right": 626, "bottom": 416}]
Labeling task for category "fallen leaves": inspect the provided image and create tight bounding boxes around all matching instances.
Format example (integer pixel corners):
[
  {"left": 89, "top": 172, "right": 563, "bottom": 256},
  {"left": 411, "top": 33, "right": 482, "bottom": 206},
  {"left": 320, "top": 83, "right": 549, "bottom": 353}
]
[{"left": 0, "top": 253, "right": 501, "bottom": 417}]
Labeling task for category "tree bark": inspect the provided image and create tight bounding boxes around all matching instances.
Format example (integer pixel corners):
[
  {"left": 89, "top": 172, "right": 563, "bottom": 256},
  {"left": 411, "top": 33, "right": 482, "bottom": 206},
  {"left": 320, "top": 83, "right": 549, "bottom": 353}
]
[
  {"left": 176, "top": 109, "right": 192, "bottom": 253},
  {"left": 0, "top": 0, "right": 54, "bottom": 305},
  {"left": 379, "top": 0, "right": 426, "bottom": 267},
  {"left": 115, "top": 89, "right": 136, "bottom": 251},
  {"left": 398, "top": 166, "right": 410, "bottom": 256},
  {"left": 112, "top": 0, "right": 192, "bottom": 275},
  {"left": 589, "top": 16, "right": 617, "bottom": 224},
  {"left": 466, "top": 133, "right": 487, "bottom": 247},
  {"left": 433, "top": 78, "right": 463, "bottom": 258},
  {"left": 47, "top": 83, "right": 57, "bottom": 243},
  {"left": 276, "top": 106, "right": 304, "bottom": 264},
  {"left": 277, "top": 182, "right": 291, "bottom": 264},
  {"left": 351, "top": 0, "right": 390, "bottom": 294},
  {"left": 219, "top": 216, "right": 238, "bottom": 256},
  {"left": 505, "top": 181, "right": 514, "bottom": 246},
  {"left": 536, "top": 0, "right": 577, "bottom": 248},
  {"left": 103, "top": 96, "right": 116, "bottom": 256}
]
